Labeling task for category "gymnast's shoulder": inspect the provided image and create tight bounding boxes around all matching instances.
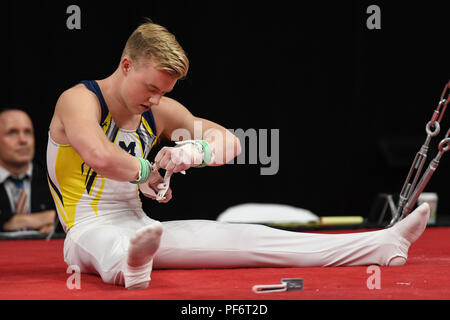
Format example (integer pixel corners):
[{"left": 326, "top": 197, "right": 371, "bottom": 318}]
[{"left": 53, "top": 83, "right": 102, "bottom": 119}]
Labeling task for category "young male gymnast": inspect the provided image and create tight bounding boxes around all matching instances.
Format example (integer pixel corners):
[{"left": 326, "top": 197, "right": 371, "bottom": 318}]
[{"left": 47, "top": 21, "right": 430, "bottom": 289}]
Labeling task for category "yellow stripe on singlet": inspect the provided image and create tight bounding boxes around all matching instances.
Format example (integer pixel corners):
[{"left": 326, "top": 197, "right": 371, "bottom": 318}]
[
  {"left": 89, "top": 175, "right": 105, "bottom": 216},
  {"left": 141, "top": 117, "right": 158, "bottom": 147},
  {"left": 47, "top": 177, "right": 68, "bottom": 223},
  {"left": 135, "top": 131, "right": 144, "bottom": 156},
  {"left": 102, "top": 113, "right": 112, "bottom": 134},
  {"left": 54, "top": 145, "right": 86, "bottom": 229}
]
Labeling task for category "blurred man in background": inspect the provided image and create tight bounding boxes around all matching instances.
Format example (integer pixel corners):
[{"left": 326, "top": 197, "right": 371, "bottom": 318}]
[{"left": 0, "top": 108, "right": 56, "bottom": 234}]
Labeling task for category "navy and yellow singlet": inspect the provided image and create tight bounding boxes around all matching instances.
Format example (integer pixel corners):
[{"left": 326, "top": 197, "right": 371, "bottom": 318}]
[{"left": 46, "top": 80, "right": 157, "bottom": 232}]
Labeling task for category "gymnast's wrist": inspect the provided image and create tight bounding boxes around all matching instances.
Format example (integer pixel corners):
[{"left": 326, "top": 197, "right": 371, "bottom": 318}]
[
  {"left": 195, "top": 139, "right": 213, "bottom": 168},
  {"left": 175, "top": 139, "right": 213, "bottom": 167},
  {"left": 130, "top": 157, "right": 152, "bottom": 184}
]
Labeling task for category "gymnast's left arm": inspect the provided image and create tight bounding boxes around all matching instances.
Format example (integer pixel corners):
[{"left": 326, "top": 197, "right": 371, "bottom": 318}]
[{"left": 151, "top": 97, "right": 242, "bottom": 171}]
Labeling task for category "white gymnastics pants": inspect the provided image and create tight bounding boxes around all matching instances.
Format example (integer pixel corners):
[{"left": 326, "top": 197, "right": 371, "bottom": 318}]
[{"left": 63, "top": 208, "right": 410, "bottom": 287}]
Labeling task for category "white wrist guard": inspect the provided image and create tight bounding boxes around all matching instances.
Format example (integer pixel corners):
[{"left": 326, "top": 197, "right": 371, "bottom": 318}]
[{"left": 175, "top": 140, "right": 213, "bottom": 167}]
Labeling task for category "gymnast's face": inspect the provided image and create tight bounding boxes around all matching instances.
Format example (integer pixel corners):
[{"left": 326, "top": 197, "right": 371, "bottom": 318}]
[
  {"left": 0, "top": 110, "right": 35, "bottom": 170},
  {"left": 119, "top": 57, "right": 177, "bottom": 114}
]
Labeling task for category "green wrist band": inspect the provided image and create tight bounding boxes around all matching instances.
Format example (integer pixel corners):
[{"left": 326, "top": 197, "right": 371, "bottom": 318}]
[
  {"left": 196, "top": 140, "right": 213, "bottom": 168},
  {"left": 130, "top": 157, "right": 152, "bottom": 184}
]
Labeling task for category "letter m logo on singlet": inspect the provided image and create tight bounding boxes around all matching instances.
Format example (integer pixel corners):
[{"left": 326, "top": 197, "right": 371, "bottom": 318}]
[{"left": 119, "top": 141, "right": 136, "bottom": 156}]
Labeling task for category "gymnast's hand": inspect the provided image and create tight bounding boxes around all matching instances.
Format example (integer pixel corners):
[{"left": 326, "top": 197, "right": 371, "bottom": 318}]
[
  {"left": 138, "top": 169, "right": 172, "bottom": 203},
  {"left": 154, "top": 142, "right": 204, "bottom": 173}
]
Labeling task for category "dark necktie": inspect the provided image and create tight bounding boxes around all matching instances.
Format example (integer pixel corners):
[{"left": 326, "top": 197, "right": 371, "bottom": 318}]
[{"left": 8, "top": 175, "right": 29, "bottom": 214}]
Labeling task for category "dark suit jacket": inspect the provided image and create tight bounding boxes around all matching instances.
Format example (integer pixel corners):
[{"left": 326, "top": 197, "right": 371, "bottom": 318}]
[{"left": 0, "top": 162, "right": 56, "bottom": 232}]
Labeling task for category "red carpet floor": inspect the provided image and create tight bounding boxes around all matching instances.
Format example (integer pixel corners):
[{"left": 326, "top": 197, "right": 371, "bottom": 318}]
[{"left": 1, "top": 227, "right": 450, "bottom": 300}]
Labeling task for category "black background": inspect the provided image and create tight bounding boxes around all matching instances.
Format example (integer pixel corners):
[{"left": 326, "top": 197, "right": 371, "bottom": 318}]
[{"left": 1, "top": 0, "right": 449, "bottom": 222}]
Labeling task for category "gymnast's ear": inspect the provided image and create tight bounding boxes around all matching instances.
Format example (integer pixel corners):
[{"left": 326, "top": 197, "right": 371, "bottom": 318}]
[{"left": 120, "top": 56, "right": 133, "bottom": 75}]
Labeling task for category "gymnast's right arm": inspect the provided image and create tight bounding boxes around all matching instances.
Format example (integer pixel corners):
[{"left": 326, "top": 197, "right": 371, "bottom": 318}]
[{"left": 49, "top": 86, "right": 141, "bottom": 182}]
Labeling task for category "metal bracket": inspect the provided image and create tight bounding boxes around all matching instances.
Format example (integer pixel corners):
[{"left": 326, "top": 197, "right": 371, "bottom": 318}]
[{"left": 252, "top": 278, "right": 304, "bottom": 293}]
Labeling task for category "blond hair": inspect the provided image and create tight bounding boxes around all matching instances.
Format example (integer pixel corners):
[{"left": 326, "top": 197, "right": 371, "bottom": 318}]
[{"left": 121, "top": 20, "right": 189, "bottom": 79}]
